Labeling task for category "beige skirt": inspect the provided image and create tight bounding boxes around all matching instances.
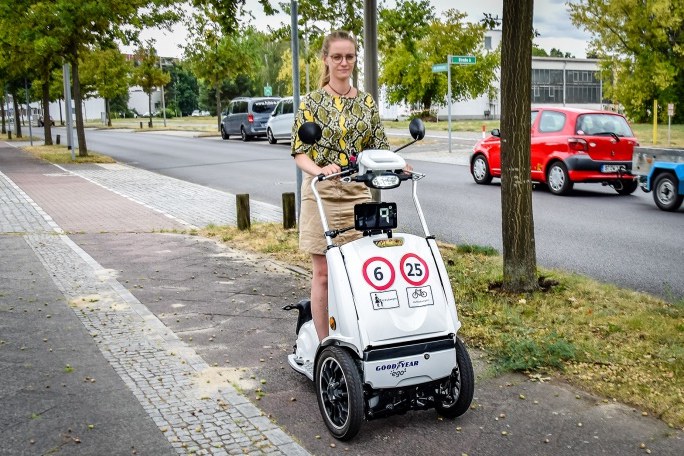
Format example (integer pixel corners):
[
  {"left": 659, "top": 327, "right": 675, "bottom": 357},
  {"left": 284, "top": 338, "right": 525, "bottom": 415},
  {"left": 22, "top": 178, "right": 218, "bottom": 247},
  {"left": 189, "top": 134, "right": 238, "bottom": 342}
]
[{"left": 299, "top": 174, "right": 371, "bottom": 255}]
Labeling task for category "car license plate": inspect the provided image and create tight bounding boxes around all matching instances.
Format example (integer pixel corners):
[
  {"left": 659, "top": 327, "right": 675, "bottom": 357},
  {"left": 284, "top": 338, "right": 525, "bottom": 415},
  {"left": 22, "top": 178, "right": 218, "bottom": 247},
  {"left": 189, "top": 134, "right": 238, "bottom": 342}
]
[{"left": 601, "top": 164, "right": 622, "bottom": 173}]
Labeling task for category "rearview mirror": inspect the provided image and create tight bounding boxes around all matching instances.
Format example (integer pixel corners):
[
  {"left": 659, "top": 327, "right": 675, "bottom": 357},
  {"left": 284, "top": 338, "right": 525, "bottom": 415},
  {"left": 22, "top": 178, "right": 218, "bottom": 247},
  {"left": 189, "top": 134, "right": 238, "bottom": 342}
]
[
  {"left": 409, "top": 118, "right": 425, "bottom": 140},
  {"left": 298, "top": 122, "right": 322, "bottom": 144},
  {"left": 491, "top": 128, "right": 500, "bottom": 137}
]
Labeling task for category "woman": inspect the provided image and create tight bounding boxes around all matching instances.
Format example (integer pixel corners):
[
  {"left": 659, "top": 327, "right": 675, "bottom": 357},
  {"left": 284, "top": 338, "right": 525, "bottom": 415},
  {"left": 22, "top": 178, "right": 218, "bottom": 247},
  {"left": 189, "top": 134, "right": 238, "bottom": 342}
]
[{"left": 291, "top": 30, "right": 395, "bottom": 342}]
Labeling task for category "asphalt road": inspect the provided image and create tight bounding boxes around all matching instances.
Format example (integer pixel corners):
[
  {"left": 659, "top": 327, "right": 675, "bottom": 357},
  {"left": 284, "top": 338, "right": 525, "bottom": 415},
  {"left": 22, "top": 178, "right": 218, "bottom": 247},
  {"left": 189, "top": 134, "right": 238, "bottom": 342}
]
[{"left": 39, "top": 127, "right": 684, "bottom": 300}]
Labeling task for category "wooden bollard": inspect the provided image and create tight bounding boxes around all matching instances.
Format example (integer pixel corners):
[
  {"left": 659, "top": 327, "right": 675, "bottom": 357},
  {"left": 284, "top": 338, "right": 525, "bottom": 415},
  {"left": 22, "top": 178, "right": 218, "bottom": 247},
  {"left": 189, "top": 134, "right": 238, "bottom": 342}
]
[
  {"left": 236, "top": 194, "right": 251, "bottom": 230},
  {"left": 56, "top": 134, "right": 60, "bottom": 145},
  {"left": 140, "top": 121, "right": 143, "bottom": 129},
  {"left": 282, "top": 192, "right": 296, "bottom": 229},
  {"left": 7, "top": 131, "right": 11, "bottom": 140}
]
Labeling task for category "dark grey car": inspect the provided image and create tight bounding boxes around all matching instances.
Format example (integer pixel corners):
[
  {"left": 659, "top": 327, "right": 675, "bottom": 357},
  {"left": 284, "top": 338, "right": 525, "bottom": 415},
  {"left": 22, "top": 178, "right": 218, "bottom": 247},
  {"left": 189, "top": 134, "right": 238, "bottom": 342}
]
[{"left": 220, "top": 97, "right": 280, "bottom": 141}]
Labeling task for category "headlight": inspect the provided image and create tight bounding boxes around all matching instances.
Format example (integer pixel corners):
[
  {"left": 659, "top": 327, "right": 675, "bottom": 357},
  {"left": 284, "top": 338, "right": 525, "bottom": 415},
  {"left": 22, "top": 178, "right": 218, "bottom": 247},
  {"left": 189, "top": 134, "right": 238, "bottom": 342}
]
[{"left": 370, "top": 173, "right": 401, "bottom": 189}]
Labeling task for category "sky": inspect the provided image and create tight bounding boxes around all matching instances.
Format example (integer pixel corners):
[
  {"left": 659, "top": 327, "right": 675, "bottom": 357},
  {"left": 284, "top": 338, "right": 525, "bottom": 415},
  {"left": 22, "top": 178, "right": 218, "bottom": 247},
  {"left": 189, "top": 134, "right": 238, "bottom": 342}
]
[{"left": 132, "top": 0, "right": 591, "bottom": 59}]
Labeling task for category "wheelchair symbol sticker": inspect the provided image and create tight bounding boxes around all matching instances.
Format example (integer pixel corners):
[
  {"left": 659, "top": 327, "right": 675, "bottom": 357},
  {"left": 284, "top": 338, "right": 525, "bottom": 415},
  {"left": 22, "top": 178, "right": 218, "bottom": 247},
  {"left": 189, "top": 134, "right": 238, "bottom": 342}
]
[
  {"left": 362, "top": 256, "right": 396, "bottom": 290},
  {"left": 400, "top": 253, "right": 429, "bottom": 286}
]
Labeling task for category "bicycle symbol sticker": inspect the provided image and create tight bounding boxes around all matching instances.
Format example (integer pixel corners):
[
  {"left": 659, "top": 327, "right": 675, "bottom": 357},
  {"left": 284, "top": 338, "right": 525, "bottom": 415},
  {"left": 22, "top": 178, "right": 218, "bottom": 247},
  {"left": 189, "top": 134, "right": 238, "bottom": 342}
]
[
  {"left": 407, "top": 286, "right": 434, "bottom": 308},
  {"left": 400, "top": 253, "right": 429, "bottom": 286},
  {"left": 362, "top": 256, "right": 396, "bottom": 290}
]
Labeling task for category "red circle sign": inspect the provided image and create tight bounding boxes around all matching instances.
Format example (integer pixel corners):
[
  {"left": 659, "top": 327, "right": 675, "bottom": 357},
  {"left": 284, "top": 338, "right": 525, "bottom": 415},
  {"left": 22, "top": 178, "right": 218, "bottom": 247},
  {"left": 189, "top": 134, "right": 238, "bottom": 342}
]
[
  {"left": 362, "top": 257, "right": 396, "bottom": 290},
  {"left": 400, "top": 253, "right": 429, "bottom": 286}
]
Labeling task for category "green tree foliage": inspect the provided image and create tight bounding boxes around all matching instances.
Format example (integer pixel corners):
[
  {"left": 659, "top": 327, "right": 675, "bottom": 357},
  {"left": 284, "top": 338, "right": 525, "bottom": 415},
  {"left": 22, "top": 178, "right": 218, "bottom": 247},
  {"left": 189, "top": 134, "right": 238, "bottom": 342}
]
[
  {"left": 166, "top": 63, "right": 200, "bottom": 116},
  {"left": 1, "top": 0, "right": 181, "bottom": 155},
  {"left": 569, "top": 0, "right": 684, "bottom": 123},
  {"left": 131, "top": 44, "right": 171, "bottom": 127},
  {"left": 80, "top": 48, "right": 132, "bottom": 126},
  {"left": 379, "top": 4, "right": 500, "bottom": 112}
]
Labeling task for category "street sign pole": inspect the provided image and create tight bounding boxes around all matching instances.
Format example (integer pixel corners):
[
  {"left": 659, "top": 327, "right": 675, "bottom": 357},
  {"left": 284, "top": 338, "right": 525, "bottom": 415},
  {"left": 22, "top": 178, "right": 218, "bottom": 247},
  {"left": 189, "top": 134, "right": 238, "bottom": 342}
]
[{"left": 447, "top": 55, "right": 452, "bottom": 154}]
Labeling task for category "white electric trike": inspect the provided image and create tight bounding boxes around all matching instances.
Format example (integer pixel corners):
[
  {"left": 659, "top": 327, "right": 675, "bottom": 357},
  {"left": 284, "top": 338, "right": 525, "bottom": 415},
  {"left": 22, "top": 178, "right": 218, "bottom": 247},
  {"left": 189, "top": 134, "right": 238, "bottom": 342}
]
[{"left": 283, "top": 119, "right": 474, "bottom": 440}]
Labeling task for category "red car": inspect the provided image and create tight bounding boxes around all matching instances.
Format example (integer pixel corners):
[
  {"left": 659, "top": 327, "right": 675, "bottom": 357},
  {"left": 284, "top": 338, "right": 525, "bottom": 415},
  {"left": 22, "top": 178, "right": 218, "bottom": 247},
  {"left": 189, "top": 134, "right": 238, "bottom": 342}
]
[{"left": 470, "top": 107, "right": 639, "bottom": 195}]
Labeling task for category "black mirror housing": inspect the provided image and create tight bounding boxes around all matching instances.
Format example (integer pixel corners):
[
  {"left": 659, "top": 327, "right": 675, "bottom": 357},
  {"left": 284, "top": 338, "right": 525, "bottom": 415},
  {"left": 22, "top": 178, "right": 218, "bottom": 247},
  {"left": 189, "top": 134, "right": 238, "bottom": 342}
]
[
  {"left": 491, "top": 128, "right": 501, "bottom": 137},
  {"left": 409, "top": 118, "right": 425, "bottom": 140},
  {"left": 298, "top": 122, "right": 322, "bottom": 145}
]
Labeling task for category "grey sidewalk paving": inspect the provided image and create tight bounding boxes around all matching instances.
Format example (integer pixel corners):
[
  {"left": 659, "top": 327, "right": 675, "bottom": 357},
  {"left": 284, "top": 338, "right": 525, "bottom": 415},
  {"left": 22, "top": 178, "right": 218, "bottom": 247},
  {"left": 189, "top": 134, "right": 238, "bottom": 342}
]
[{"left": 0, "top": 144, "right": 309, "bottom": 456}]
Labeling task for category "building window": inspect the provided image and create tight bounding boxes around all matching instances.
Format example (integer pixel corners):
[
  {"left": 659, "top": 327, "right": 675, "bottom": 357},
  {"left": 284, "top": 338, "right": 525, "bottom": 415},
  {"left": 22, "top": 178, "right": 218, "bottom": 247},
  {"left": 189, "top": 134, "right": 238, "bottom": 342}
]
[{"left": 484, "top": 36, "right": 492, "bottom": 50}]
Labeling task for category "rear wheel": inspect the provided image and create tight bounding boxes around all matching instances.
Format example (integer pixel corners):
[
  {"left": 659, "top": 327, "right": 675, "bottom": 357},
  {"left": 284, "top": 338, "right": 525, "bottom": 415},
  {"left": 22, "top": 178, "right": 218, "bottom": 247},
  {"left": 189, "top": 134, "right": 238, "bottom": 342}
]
[
  {"left": 547, "top": 162, "right": 573, "bottom": 195},
  {"left": 315, "top": 347, "right": 364, "bottom": 441},
  {"left": 267, "top": 128, "right": 277, "bottom": 144},
  {"left": 435, "top": 337, "right": 474, "bottom": 419},
  {"left": 220, "top": 126, "right": 229, "bottom": 140},
  {"left": 240, "top": 126, "right": 250, "bottom": 142},
  {"left": 653, "top": 173, "right": 683, "bottom": 211},
  {"left": 471, "top": 154, "right": 493, "bottom": 184},
  {"left": 615, "top": 178, "right": 638, "bottom": 195}
]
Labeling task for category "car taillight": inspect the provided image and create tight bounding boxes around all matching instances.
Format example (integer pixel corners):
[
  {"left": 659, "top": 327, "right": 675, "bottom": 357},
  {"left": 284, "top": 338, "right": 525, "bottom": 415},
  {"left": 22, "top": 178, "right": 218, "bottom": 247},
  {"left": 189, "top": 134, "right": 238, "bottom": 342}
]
[
  {"left": 247, "top": 114, "right": 254, "bottom": 123},
  {"left": 568, "top": 137, "right": 588, "bottom": 152}
]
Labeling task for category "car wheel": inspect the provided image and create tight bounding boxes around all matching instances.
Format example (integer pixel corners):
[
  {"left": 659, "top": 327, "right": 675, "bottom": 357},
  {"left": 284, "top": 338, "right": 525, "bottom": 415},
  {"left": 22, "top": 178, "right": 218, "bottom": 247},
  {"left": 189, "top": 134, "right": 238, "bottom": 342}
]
[
  {"left": 435, "top": 337, "right": 475, "bottom": 419},
  {"left": 547, "top": 161, "right": 573, "bottom": 195},
  {"left": 267, "top": 128, "right": 277, "bottom": 144},
  {"left": 315, "top": 346, "right": 364, "bottom": 441},
  {"left": 471, "top": 154, "right": 493, "bottom": 184},
  {"left": 220, "top": 126, "right": 229, "bottom": 140},
  {"left": 653, "top": 173, "right": 683, "bottom": 211},
  {"left": 615, "top": 178, "right": 638, "bottom": 195},
  {"left": 240, "top": 127, "right": 250, "bottom": 142}
]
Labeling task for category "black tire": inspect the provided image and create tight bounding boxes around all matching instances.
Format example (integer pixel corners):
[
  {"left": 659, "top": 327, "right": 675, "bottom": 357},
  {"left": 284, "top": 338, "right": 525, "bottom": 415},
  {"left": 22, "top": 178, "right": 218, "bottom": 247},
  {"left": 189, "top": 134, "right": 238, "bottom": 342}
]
[
  {"left": 547, "top": 161, "right": 573, "bottom": 195},
  {"left": 435, "top": 337, "right": 474, "bottom": 419},
  {"left": 267, "top": 128, "right": 277, "bottom": 144},
  {"left": 220, "top": 126, "right": 229, "bottom": 140},
  {"left": 653, "top": 173, "right": 683, "bottom": 211},
  {"left": 616, "top": 178, "right": 638, "bottom": 195},
  {"left": 315, "top": 346, "right": 364, "bottom": 441},
  {"left": 471, "top": 154, "right": 493, "bottom": 184},
  {"left": 240, "top": 126, "right": 250, "bottom": 142}
]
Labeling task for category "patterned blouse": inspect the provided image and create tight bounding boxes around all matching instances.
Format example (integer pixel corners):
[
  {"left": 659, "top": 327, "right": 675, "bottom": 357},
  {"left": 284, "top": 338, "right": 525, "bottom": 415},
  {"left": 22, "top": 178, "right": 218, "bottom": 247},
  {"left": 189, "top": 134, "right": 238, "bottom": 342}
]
[{"left": 291, "top": 88, "right": 389, "bottom": 167}]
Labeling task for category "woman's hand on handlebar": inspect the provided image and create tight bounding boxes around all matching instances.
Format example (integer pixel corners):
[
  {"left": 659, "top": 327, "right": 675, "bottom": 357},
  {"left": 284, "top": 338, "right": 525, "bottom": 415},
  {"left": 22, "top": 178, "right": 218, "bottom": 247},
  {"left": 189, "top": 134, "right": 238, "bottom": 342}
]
[{"left": 319, "top": 163, "right": 342, "bottom": 176}]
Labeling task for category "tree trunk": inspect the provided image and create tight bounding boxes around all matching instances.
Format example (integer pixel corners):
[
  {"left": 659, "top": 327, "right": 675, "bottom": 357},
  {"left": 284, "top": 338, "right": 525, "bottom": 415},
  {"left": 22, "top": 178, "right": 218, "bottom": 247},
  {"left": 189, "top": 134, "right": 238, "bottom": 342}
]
[
  {"left": 106, "top": 98, "right": 111, "bottom": 127},
  {"left": 42, "top": 81, "right": 53, "bottom": 146},
  {"left": 148, "top": 93, "right": 153, "bottom": 127},
  {"left": 12, "top": 94, "right": 22, "bottom": 138},
  {"left": 1, "top": 95, "right": 5, "bottom": 134},
  {"left": 72, "top": 59, "right": 88, "bottom": 156},
  {"left": 500, "top": 0, "right": 538, "bottom": 292},
  {"left": 216, "top": 84, "right": 221, "bottom": 132}
]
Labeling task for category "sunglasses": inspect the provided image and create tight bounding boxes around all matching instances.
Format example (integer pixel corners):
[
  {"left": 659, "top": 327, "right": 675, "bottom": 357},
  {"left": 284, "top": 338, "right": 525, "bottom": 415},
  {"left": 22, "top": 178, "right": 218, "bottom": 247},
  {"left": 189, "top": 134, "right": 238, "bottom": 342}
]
[{"left": 328, "top": 53, "right": 357, "bottom": 64}]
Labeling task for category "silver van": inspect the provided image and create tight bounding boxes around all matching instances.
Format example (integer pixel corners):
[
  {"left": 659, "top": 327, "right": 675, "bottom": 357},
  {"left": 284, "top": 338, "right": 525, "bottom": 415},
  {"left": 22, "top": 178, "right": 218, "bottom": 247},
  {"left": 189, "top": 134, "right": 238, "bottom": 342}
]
[
  {"left": 266, "top": 97, "right": 294, "bottom": 144},
  {"left": 220, "top": 97, "right": 280, "bottom": 141}
]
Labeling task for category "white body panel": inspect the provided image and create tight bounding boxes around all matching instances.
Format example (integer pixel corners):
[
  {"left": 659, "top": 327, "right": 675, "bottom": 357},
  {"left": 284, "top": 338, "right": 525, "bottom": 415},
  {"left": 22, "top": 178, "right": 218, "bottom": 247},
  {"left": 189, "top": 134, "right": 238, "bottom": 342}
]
[{"left": 336, "top": 233, "right": 458, "bottom": 347}]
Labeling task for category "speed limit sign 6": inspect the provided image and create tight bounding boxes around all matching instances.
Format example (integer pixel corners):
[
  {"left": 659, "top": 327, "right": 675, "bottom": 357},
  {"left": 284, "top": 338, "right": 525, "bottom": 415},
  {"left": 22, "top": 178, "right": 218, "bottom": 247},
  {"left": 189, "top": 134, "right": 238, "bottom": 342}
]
[{"left": 362, "top": 257, "right": 396, "bottom": 290}]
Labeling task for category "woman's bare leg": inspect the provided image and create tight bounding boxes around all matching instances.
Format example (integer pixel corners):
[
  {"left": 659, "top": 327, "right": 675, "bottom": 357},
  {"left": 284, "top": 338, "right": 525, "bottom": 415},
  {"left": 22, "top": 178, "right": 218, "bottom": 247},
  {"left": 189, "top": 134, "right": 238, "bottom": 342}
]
[{"left": 310, "top": 254, "right": 329, "bottom": 342}]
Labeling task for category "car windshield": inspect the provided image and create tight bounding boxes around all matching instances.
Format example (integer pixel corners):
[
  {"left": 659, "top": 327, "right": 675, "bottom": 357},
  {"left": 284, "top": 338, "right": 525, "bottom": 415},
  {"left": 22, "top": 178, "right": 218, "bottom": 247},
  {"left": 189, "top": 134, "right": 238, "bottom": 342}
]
[
  {"left": 253, "top": 101, "right": 278, "bottom": 114},
  {"left": 576, "top": 114, "right": 633, "bottom": 137}
]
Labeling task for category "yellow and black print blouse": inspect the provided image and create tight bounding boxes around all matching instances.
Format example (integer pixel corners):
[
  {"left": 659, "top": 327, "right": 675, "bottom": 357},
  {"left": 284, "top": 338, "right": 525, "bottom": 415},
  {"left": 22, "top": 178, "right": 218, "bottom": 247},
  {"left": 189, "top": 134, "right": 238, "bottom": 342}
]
[{"left": 291, "top": 88, "right": 390, "bottom": 167}]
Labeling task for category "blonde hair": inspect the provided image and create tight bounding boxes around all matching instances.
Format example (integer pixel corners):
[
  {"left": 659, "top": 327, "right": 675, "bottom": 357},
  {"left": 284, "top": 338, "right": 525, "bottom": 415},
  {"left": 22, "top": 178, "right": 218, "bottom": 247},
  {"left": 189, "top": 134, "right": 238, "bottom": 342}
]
[{"left": 318, "top": 30, "right": 357, "bottom": 88}]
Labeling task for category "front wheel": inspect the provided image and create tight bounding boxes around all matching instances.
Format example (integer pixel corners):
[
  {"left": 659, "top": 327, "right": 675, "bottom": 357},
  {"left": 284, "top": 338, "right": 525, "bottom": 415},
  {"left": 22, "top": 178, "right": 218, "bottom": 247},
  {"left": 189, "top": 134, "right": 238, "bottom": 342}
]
[
  {"left": 653, "top": 173, "right": 683, "bottom": 211},
  {"left": 471, "top": 154, "right": 493, "bottom": 184},
  {"left": 615, "top": 178, "right": 638, "bottom": 195},
  {"left": 547, "top": 161, "right": 573, "bottom": 195},
  {"left": 267, "top": 128, "right": 277, "bottom": 144},
  {"left": 315, "top": 347, "right": 364, "bottom": 441},
  {"left": 435, "top": 337, "right": 474, "bottom": 419}
]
